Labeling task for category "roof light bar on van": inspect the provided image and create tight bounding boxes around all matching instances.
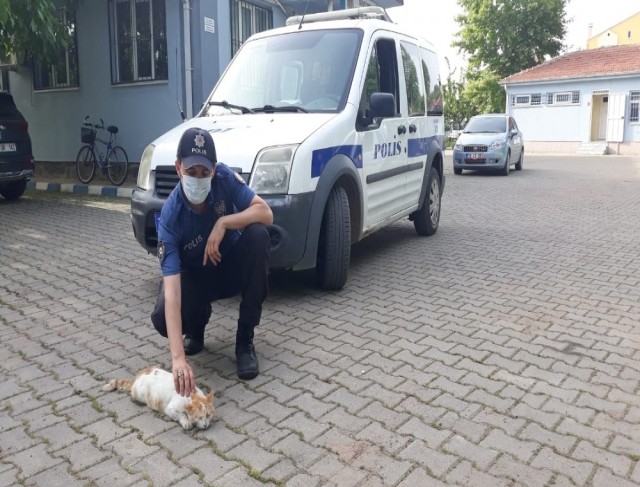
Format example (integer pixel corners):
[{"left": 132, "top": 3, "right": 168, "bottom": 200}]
[{"left": 285, "top": 6, "right": 392, "bottom": 26}]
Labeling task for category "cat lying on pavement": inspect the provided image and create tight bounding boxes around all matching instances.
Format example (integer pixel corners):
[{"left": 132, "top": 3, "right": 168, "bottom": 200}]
[{"left": 103, "top": 365, "right": 215, "bottom": 430}]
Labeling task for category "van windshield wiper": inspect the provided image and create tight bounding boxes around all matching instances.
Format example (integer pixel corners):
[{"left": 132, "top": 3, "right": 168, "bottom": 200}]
[
  {"left": 253, "top": 104, "right": 309, "bottom": 113},
  {"left": 207, "top": 100, "right": 255, "bottom": 114}
]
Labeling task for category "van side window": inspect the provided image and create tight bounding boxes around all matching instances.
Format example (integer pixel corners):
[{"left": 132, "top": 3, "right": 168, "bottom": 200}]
[
  {"left": 420, "top": 47, "right": 443, "bottom": 116},
  {"left": 400, "top": 41, "right": 425, "bottom": 117},
  {"left": 357, "top": 37, "right": 399, "bottom": 130}
]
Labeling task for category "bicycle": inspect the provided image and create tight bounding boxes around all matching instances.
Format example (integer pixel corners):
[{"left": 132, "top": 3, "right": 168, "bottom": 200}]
[{"left": 76, "top": 116, "right": 129, "bottom": 186}]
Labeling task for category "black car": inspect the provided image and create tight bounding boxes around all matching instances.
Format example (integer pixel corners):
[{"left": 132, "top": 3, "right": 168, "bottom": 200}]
[{"left": 0, "top": 92, "right": 34, "bottom": 200}]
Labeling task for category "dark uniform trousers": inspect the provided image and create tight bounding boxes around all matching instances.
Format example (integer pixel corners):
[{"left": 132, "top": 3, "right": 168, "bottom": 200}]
[{"left": 151, "top": 223, "right": 270, "bottom": 348}]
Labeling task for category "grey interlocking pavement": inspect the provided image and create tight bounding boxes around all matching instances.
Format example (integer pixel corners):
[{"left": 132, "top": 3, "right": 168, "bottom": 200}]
[{"left": 1, "top": 154, "right": 640, "bottom": 486}]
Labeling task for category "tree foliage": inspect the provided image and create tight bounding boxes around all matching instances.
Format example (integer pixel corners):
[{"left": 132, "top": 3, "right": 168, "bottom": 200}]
[
  {"left": 453, "top": 0, "right": 568, "bottom": 80},
  {"left": 0, "top": 0, "right": 78, "bottom": 65}
]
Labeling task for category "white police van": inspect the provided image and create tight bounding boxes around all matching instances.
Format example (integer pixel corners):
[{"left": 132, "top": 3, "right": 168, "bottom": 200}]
[{"left": 131, "top": 7, "right": 445, "bottom": 290}]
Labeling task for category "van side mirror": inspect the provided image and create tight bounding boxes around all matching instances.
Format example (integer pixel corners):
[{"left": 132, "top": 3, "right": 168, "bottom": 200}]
[{"left": 368, "top": 92, "right": 396, "bottom": 119}]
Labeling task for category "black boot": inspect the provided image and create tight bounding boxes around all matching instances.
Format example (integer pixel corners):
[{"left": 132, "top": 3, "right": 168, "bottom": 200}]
[{"left": 236, "top": 326, "right": 259, "bottom": 380}]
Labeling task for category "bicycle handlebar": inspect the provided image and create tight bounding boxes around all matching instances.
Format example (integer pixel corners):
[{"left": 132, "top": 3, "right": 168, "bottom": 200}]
[{"left": 82, "top": 116, "right": 105, "bottom": 129}]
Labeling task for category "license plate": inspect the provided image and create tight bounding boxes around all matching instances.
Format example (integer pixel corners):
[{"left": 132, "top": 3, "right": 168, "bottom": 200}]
[
  {"left": 0, "top": 143, "right": 16, "bottom": 152},
  {"left": 468, "top": 152, "right": 483, "bottom": 159}
]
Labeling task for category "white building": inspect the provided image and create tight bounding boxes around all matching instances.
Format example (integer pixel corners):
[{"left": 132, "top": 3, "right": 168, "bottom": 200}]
[{"left": 501, "top": 44, "right": 640, "bottom": 155}]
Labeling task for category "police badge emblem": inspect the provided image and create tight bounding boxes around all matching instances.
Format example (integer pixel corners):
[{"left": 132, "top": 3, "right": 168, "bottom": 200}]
[
  {"left": 157, "top": 241, "right": 165, "bottom": 261},
  {"left": 214, "top": 200, "right": 226, "bottom": 217}
]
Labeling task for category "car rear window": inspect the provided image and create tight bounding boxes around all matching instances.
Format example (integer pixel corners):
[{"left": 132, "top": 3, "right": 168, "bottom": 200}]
[{"left": 0, "top": 94, "right": 23, "bottom": 119}]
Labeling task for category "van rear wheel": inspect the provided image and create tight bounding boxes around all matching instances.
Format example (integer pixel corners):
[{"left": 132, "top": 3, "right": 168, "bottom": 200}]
[
  {"left": 413, "top": 166, "right": 441, "bottom": 236},
  {"left": 316, "top": 185, "right": 350, "bottom": 290}
]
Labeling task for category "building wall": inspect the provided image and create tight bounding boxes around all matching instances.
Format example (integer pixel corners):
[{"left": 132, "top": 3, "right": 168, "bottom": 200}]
[
  {"left": 5, "top": 0, "right": 290, "bottom": 166},
  {"left": 8, "top": 1, "right": 185, "bottom": 165},
  {"left": 505, "top": 75, "right": 640, "bottom": 154},
  {"left": 587, "top": 12, "right": 640, "bottom": 49}
]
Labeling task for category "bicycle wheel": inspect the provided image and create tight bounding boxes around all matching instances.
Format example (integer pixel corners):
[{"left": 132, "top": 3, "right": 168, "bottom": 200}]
[
  {"left": 107, "top": 146, "right": 129, "bottom": 186},
  {"left": 75, "top": 145, "right": 96, "bottom": 184}
]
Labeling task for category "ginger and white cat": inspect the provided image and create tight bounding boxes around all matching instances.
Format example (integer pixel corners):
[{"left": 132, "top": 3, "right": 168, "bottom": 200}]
[{"left": 103, "top": 366, "right": 215, "bottom": 430}]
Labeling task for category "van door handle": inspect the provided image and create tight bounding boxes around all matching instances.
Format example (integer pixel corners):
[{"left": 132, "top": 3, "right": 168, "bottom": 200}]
[
  {"left": 397, "top": 125, "right": 407, "bottom": 135},
  {"left": 409, "top": 124, "right": 417, "bottom": 133}
]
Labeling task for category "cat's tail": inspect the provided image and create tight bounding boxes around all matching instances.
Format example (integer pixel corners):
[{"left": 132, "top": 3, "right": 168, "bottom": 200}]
[{"left": 102, "top": 378, "right": 134, "bottom": 392}]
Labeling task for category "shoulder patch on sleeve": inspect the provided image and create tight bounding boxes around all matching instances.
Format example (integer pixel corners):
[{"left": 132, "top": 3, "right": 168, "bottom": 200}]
[
  {"left": 233, "top": 171, "right": 245, "bottom": 184},
  {"left": 157, "top": 241, "right": 165, "bottom": 261}
]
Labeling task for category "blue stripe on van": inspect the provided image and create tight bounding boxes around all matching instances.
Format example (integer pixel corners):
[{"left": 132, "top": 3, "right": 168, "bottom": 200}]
[
  {"left": 407, "top": 135, "right": 445, "bottom": 158},
  {"left": 311, "top": 145, "right": 363, "bottom": 178}
]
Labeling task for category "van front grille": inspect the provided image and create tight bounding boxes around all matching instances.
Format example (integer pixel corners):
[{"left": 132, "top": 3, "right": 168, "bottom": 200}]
[{"left": 154, "top": 166, "right": 179, "bottom": 198}]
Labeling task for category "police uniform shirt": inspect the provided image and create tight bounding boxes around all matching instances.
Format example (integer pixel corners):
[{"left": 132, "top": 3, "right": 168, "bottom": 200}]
[{"left": 157, "top": 163, "right": 255, "bottom": 276}]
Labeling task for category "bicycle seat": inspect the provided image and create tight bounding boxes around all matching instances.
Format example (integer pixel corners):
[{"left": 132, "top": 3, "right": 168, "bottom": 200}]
[{"left": 107, "top": 125, "right": 119, "bottom": 134}]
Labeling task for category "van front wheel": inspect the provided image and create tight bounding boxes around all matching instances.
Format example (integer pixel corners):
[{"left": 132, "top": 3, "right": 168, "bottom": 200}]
[
  {"left": 413, "top": 166, "right": 441, "bottom": 236},
  {"left": 316, "top": 186, "right": 351, "bottom": 291}
]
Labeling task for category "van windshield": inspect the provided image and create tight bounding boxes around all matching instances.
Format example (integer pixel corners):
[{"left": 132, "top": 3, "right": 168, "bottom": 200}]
[{"left": 205, "top": 29, "right": 363, "bottom": 115}]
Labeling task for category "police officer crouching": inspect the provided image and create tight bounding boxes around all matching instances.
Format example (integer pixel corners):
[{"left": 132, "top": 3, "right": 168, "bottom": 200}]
[{"left": 151, "top": 127, "right": 273, "bottom": 395}]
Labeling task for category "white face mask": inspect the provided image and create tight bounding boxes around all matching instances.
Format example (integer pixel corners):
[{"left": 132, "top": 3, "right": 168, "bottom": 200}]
[{"left": 181, "top": 174, "right": 212, "bottom": 205}]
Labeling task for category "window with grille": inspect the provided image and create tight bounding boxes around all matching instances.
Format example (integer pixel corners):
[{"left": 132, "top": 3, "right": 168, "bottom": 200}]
[
  {"left": 109, "top": 0, "right": 168, "bottom": 84},
  {"left": 630, "top": 91, "right": 640, "bottom": 123},
  {"left": 511, "top": 93, "right": 541, "bottom": 106},
  {"left": 33, "top": 8, "right": 79, "bottom": 90},
  {"left": 231, "top": 1, "right": 273, "bottom": 56}
]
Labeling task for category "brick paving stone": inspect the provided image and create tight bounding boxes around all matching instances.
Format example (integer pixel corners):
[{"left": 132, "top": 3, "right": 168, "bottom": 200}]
[
  {"left": 189, "top": 422, "right": 243, "bottom": 452},
  {"left": 511, "top": 402, "right": 561, "bottom": 429},
  {"left": 306, "top": 453, "right": 349, "bottom": 480},
  {"left": 151, "top": 430, "right": 209, "bottom": 459},
  {"left": 446, "top": 460, "right": 512, "bottom": 487},
  {"left": 280, "top": 412, "right": 330, "bottom": 442},
  {"left": 397, "top": 417, "right": 450, "bottom": 449},
  {"left": 480, "top": 429, "right": 538, "bottom": 463},
  {"left": 355, "top": 421, "right": 410, "bottom": 454},
  {"left": 592, "top": 468, "right": 640, "bottom": 487},
  {"left": 572, "top": 440, "right": 632, "bottom": 477},
  {"left": 490, "top": 453, "right": 553, "bottom": 487},
  {"left": 349, "top": 445, "right": 413, "bottom": 485},
  {"left": 212, "top": 467, "right": 276, "bottom": 487},
  {"left": 531, "top": 447, "right": 593, "bottom": 486},
  {"left": 53, "top": 438, "right": 111, "bottom": 472},
  {"left": 240, "top": 417, "right": 291, "bottom": 448},
  {"left": 26, "top": 462, "right": 86, "bottom": 487},
  {"left": 5, "top": 443, "right": 62, "bottom": 478},
  {"left": 466, "top": 389, "right": 514, "bottom": 413},
  {"left": 592, "top": 413, "right": 640, "bottom": 438},
  {"left": 104, "top": 433, "right": 159, "bottom": 468},
  {"left": 398, "top": 396, "right": 448, "bottom": 424},
  {"left": 129, "top": 450, "right": 193, "bottom": 487},
  {"left": 261, "top": 458, "right": 300, "bottom": 484},
  {"left": 397, "top": 439, "right": 458, "bottom": 478},
  {"left": 34, "top": 421, "right": 88, "bottom": 451},
  {"left": 319, "top": 406, "right": 371, "bottom": 433},
  {"left": 397, "top": 467, "right": 448, "bottom": 487},
  {"left": 473, "top": 407, "right": 526, "bottom": 435},
  {"left": 442, "top": 434, "right": 498, "bottom": 470},
  {"left": 227, "top": 439, "right": 281, "bottom": 472},
  {"left": 272, "top": 433, "right": 325, "bottom": 469},
  {"left": 313, "top": 428, "right": 371, "bottom": 463},
  {"left": 519, "top": 422, "right": 576, "bottom": 455}
]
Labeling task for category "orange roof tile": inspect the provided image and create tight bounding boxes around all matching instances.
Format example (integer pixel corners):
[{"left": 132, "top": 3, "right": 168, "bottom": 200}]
[{"left": 501, "top": 44, "right": 640, "bottom": 85}]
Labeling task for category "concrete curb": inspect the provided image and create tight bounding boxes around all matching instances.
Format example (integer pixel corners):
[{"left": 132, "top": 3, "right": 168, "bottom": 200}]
[{"left": 27, "top": 180, "right": 135, "bottom": 198}]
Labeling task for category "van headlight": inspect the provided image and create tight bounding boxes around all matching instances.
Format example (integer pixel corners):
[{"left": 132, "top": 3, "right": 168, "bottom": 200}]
[
  {"left": 249, "top": 145, "right": 298, "bottom": 195},
  {"left": 137, "top": 144, "right": 155, "bottom": 190},
  {"left": 489, "top": 139, "right": 505, "bottom": 150},
  {"left": 454, "top": 143, "right": 463, "bottom": 151}
]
